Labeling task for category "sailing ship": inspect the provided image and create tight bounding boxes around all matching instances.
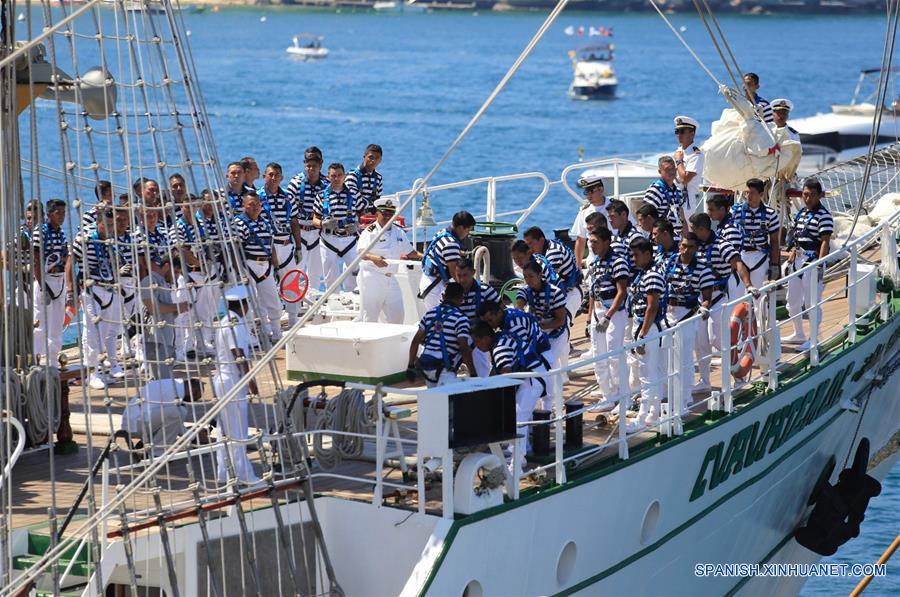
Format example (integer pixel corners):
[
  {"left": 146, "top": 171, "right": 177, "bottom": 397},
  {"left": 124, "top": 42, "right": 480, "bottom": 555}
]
[{"left": 1, "top": 1, "right": 898, "bottom": 596}]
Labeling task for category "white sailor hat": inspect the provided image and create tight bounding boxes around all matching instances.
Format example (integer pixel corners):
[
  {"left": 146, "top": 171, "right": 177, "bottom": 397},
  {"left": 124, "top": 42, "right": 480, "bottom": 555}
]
[
  {"left": 673, "top": 115, "right": 699, "bottom": 131},
  {"left": 771, "top": 98, "right": 794, "bottom": 112},
  {"left": 374, "top": 197, "right": 398, "bottom": 211},
  {"left": 224, "top": 285, "right": 250, "bottom": 301},
  {"left": 577, "top": 171, "right": 604, "bottom": 189}
]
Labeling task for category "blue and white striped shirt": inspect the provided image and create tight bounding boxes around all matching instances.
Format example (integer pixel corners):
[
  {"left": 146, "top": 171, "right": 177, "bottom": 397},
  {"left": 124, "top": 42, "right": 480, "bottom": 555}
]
[
  {"left": 257, "top": 186, "right": 294, "bottom": 243},
  {"left": 731, "top": 202, "right": 780, "bottom": 253},
  {"left": 516, "top": 282, "right": 569, "bottom": 338},
  {"left": 344, "top": 166, "right": 383, "bottom": 212},
  {"left": 535, "top": 238, "right": 582, "bottom": 290},
  {"left": 459, "top": 281, "right": 501, "bottom": 322},
  {"left": 628, "top": 266, "right": 667, "bottom": 323},
  {"left": 286, "top": 173, "right": 328, "bottom": 223},
  {"left": 232, "top": 213, "right": 273, "bottom": 260},
  {"left": 644, "top": 179, "right": 685, "bottom": 233},
  {"left": 418, "top": 304, "right": 471, "bottom": 370},
  {"left": 588, "top": 250, "right": 630, "bottom": 307},
  {"left": 313, "top": 185, "right": 364, "bottom": 229},
  {"left": 32, "top": 223, "right": 68, "bottom": 274}
]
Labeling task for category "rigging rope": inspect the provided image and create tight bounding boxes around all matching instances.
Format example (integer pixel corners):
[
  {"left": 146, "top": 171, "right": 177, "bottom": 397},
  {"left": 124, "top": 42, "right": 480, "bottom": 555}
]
[{"left": 647, "top": 0, "right": 723, "bottom": 87}]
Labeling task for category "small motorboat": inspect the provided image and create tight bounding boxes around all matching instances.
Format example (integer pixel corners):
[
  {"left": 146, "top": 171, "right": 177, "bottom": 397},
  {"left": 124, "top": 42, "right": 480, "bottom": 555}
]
[
  {"left": 286, "top": 33, "right": 329, "bottom": 61},
  {"left": 568, "top": 43, "right": 618, "bottom": 100}
]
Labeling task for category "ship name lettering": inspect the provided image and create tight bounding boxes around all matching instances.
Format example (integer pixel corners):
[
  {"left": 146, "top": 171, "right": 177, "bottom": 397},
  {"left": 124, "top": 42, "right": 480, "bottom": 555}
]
[{"left": 690, "top": 363, "right": 855, "bottom": 501}]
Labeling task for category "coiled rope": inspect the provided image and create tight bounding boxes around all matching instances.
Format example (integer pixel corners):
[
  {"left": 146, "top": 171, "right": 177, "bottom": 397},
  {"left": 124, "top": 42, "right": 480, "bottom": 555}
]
[
  {"left": 310, "top": 389, "right": 378, "bottom": 471},
  {"left": 22, "top": 365, "right": 62, "bottom": 444}
]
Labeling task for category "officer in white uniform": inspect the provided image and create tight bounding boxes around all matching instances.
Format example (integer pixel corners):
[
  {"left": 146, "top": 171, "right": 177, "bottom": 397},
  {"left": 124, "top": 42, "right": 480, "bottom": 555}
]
[
  {"left": 32, "top": 199, "right": 70, "bottom": 367},
  {"left": 356, "top": 197, "right": 418, "bottom": 323},
  {"left": 121, "top": 378, "right": 204, "bottom": 457},
  {"left": 673, "top": 115, "right": 706, "bottom": 215},
  {"left": 570, "top": 172, "right": 609, "bottom": 268},
  {"left": 213, "top": 285, "right": 261, "bottom": 484},
  {"left": 771, "top": 99, "right": 801, "bottom": 142}
]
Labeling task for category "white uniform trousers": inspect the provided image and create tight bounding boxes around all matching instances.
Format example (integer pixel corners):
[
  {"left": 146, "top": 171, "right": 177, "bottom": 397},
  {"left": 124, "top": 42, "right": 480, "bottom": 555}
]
[
  {"left": 624, "top": 317, "right": 640, "bottom": 393},
  {"left": 246, "top": 260, "right": 283, "bottom": 341},
  {"left": 422, "top": 368, "right": 459, "bottom": 388},
  {"left": 358, "top": 268, "right": 404, "bottom": 324},
  {"left": 542, "top": 329, "right": 569, "bottom": 410},
  {"left": 666, "top": 306, "right": 697, "bottom": 410},
  {"left": 175, "top": 271, "right": 218, "bottom": 356},
  {"left": 636, "top": 320, "right": 666, "bottom": 419},
  {"left": 787, "top": 251, "right": 825, "bottom": 339},
  {"left": 213, "top": 376, "right": 260, "bottom": 484},
  {"left": 590, "top": 307, "right": 627, "bottom": 399},
  {"left": 706, "top": 290, "right": 728, "bottom": 352},
  {"left": 81, "top": 287, "right": 122, "bottom": 369},
  {"left": 564, "top": 286, "right": 583, "bottom": 321},
  {"left": 513, "top": 377, "right": 545, "bottom": 471},
  {"left": 273, "top": 241, "right": 301, "bottom": 326},
  {"left": 299, "top": 227, "right": 324, "bottom": 291},
  {"left": 472, "top": 346, "right": 492, "bottom": 378},
  {"left": 320, "top": 233, "right": 358, "bottom": 291},
  {"left": 33, "top": 275, "right": 66, "bottom": 366},
  {"left": 123, "top": 401, "right": 186, "bottom": 458},
  {"left": 418, "top": 275, "right": 445, "bottom": 313}
]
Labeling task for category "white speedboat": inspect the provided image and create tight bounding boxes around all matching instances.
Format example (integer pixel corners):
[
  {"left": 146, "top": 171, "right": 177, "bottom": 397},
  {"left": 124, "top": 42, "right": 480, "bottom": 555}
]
[
  {"left": 568, "top": 43, "right": 618, "bottom": 100},
  {"left": 286, "top": 33, "right": 329, "bottom": 60},
  {"left": 791, "top": 67, "right": 899, "bottom": 170}
]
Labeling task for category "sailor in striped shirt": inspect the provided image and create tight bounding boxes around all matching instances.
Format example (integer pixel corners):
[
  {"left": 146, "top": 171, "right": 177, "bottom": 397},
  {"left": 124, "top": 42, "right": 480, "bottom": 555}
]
[
  {"left": 135, "top": 200, "right": 172, "bottom": 280},
  {"left": 72, "top": 207, "right": 126, "bottom": 389},
  {"left": 784, "top": 178, "right": 834, "bottom": 350},
  {"left": 471, "top": 320, "right": 548, "bottom": 472},
  {"left": 419, "top": 211, "right": 476, "bottom": 312},
  {"left": 111, "top": 207, "right": 142, "bottom": 329},
  {"left": 224, "top": 161, "right": 248, "bottom": 215},
  {"left": 81, "top": 180, "right": 114, "bottom": 231},
  {"left": 517, "top": 261, "right": 570, "bottom": 407},
  {"left": 313, "top": 163, "right": 366, "bottom": 292},
  {"left": 743, "top": 72, "right": 774, "bottom": 124},
  {"left": 662, "top": 232, "right": 716, "bottom": 404},
  {"left": 636, "top": 204, "right": 660, "bottom": 239},
  {"left": 258, "top": 162, "right": 303, "bottom": 326},
  {"left": 643, "top": 156, "right": 687, "bottom": 234},
  {"left": 32, "top": 199, "right": 71, "bottom": 367},
  {"left": 286, "top": 147, "right": 327, "bottom": 289},
  {"left": 651, "top": 220, "right": 679, "bottom": 267},
  {"left": 587, "top": 227, "right": 630, "bottom": 403},
  {"left": 606, "top": 199, "right": 642, "bottom": 273},
  {"left": 689, "top": 212, "right": 756, "bottom": 388},
  {"left": 233, "top": 190, "right": 283, "bottom": 342},
  {"left": 454, "top": 258, "right": 500, "bottom": 377},
  {"left": 628, "top": 237, "right": 668, "bottom": 428},
  {"left": 344, "top": 144, "right": 384, "bottom": 214},
  {"left": 407, "top": 283, "right": 474, "bottom": 387},
  {"left": 727, "top": 180, "right": 781, "bottom": 294},
  {"left": 524, "top": 226, "right": 584, "bottom": 321}
]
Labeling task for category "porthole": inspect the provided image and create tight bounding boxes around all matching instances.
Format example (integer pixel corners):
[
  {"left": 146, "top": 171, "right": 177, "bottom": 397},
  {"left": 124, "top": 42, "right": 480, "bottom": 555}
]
[
  {"left": 640, "top": 500, "right": 661, "bottom": 546},
  {"left": 462, "top": 579, "right": 483, "bottom": 597},
  {"left": 557, "top": 541, "right": 577, "bottom": 586}
]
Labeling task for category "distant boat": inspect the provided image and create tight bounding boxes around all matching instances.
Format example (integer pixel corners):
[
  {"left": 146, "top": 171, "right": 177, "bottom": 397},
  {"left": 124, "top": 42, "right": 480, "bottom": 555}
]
[
  {"left": 287, "top": 33, "right": 329, "bottom": 60},
  {"left": 568, "top": 42, "right": 618, "bottom": 100},
  {"left": 373, "top": 0, "right": 399, "bottom": 9}
]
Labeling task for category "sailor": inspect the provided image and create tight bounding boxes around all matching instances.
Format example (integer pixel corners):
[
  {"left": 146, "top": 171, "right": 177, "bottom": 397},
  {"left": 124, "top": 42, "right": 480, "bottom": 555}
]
[
  {"left": 731, "top": 179, "right": 782, "bottom": 291},
  {"left": 784, "top": 178, "right": 834, "bottom": 351},
  {"left": 586, "top": 227, "right": 630, "bottom": 402},
  {"left": 195, "top": 189, "right": 228, "bottom": 282},
  {"left": 356, "top": 197, "right": 419, "bottom": 323},
  {"left": 72, "top": 207, "right": 126, "bottom": 390},
  {"left": 627, "top": 237, "right": 668, "bottom": 428},
  {"left": 606, "top": 199, "right": 642, "bottom": 271},
  {"left": 21, "top": 200, "right": 43, "bottom": 251},
  {"left": 121, "top": 378, "right": 204, "bottom": 457},
  {"left": 257, "top": 162, "right": 303, "bottom": 326},
  {"left": 344, "top": 144, "right": 384, "bottom": 213},
  {"left": 406, "top": 282, "right": 475, "bottom": 387},
  {"left": 470, "top": 320, "right": 547, "bottom": 473},
  {"left": 570, "top": 173, "right": 609, "bottom": 268},
  {"left": 743, "top": 72, "right": 774, "bottom": 123},
  {"left": 419, "top": 211, "right": 476, "bottom": 311},
  {"left": 166, "top": 172, "right": 189, "bottom": 224},
  {"left": 523, "top": 226, "right": 584, "bottom": 321},
  {"left": 132, "top": 177, "right": 160, "bottom": 205},
  {"left": 32, "top": 199, "right": 70, "bottom": 367},
  {"left": 689, "top": 212, "right": 757, "bottom": 391},
  {"left": 636, "top": 204, "right": 660, "bottom": 239},
  {"left": 139, "top": 255, "right": 188, "bottom": 379},
  {"left": 643, "top": 156, "right": 687, "bottom": 234},
  {"left": 673, "top": 115, "right": 706, "bottom": 214},
  {"left": 136, "top": 198, "right": 172, "bottom": 281},
  {"left": 313, "top": 163, "right": 365, "bottom": 291},
  {"left": 81, "top": 180, "right": 113, "bottom": 230},
  {"left": 454, "top": 257, "right": 500, "bottom": 377},
  {"left": 652, "top": 220, "right": 679, "bottom": 266},
  {"left": 212, "top": 285, "right": 261, "bottom": 484},
  {"left": 111, "top": 206, "right": 141, "bottom": 358},
  {"left": 224, "top": 161, "right": 248, "bottom": 214},
  {"left": 286, "top": 147, "right": 327, "bottom": 291},
  {"left": 241, "top": 156, "right": 260, "bottom": 190},
  {"left": 515, "top": 261, "right": 569, "bottom": 406},
  {"left": 233, "top": 190, "right": 283, "bottom": 342},
  {"left": 771, "top": 98, "right": 800, "bottom": 142},
  {"left": 477, "top": 300, "right": 553, "bottom": 375},
  {"left": 662, "top": 232, "right": 716, "bottom": 409}
]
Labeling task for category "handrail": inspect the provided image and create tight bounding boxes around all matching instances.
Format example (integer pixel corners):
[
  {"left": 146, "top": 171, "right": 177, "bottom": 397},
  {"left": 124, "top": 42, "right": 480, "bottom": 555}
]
[{"left": 0, "top": 414, "right": 26, "bottom": 493}]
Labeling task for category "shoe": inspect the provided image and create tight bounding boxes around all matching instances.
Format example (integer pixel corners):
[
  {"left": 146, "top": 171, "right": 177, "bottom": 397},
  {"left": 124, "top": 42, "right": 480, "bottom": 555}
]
[
  {"left": 796, "top": 340, "right": 811, "bottom": 352},
  {"left": 642, "top": 412, "right": 660, "bottom": 427},
  {"left": 88, "top": 373, "right": 107, "bottom": 390},
  {"left": 625, "top": 418, "right": 645, "bottom": 433},
  {"left": 185, "top": 350, "right": 197, "bottom": 360},
  {"left": 782, "top": 333, "right": 808, "bottom": 344},
  {"left": 590, "top": 389, "right": 604, "bottom": 398},
  {"left": 692, "top": 382, "right": 712, "bottom": 394},
  {"left": 108, "top": 365, "right": 126, "bottom": 379},
  {"left": 597, "top": 400, "right": 619, "bottom": 412},
  {"left": 711, "top": 357, "right": 722, "bottom": 367},
  {"left": 580, "top": 348, "right": 595, "bottom": 359}
]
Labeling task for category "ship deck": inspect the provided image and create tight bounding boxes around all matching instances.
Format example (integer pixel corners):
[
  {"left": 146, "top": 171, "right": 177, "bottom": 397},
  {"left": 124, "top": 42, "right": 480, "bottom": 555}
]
[{"left": 8, "top": 259, "right": 881, "bottom": 538}]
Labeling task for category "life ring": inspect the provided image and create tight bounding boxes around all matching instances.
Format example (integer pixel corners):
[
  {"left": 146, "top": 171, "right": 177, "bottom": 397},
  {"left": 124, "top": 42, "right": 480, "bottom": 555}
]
[
  {"left": 63, "top": 305, "right": 77, "bottom": 330},
  {"left": 279, "top": 269, "right": 310, "bottom": 304},
  {"left": 729, "top": 302, "right": 757, "bottom": 380}
]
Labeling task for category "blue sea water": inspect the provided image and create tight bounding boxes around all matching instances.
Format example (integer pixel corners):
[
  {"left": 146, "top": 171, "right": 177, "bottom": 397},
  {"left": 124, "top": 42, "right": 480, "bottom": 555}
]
[{"left": 19, "top": 6, "right": 898, "bottom": 593}]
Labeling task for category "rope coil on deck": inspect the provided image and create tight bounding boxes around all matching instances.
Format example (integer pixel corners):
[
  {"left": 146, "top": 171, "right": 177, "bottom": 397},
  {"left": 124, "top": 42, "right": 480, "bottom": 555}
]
[{"left": 310, "top": 389, "right": 378, "bottom": 471}]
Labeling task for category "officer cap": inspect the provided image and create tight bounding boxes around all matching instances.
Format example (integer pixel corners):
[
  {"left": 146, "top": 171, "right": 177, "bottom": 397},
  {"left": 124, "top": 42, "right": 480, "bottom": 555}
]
[
  {"left": 674, "top": 115, "right": 699, "bottom": 131},
  {"left": 771, "top": 98, "right": 793, "bottom": 112},
  {"left": 374, "top": 197, "right": 398, "bottom": 211},
  {"left": 577, "top": 171, "right": 604, "bottom": 190},
  {"left": 224, "top": 285, "right": 250, "bottom": 301}
]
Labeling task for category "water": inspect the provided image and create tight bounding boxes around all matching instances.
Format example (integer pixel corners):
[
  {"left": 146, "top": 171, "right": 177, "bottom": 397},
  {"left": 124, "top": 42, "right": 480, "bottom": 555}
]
[{"left": 22, "top": 7, "right": 899, "bottom": 592}]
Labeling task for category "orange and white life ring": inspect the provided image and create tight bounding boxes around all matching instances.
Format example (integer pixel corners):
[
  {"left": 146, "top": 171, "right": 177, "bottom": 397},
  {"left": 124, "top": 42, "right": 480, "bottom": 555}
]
[{"left": 730, "top": 302, "right": 757, "bottom": 380}]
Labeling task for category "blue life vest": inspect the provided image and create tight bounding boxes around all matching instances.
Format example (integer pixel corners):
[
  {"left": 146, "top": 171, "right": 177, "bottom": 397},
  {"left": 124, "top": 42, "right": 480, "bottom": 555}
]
[
  {"left": 628, "top": 268, "right": 667, "bottom": 324},
  {"left": 421, "top": 305, "right": 461, "bottom": 369},
  {"left": 422, "top": 228, "right": 458, "bottom": 282},
  {"left": 236, "top": 214, "right": 272, "bottom": 258},
  {"left": 732, "top": 202, "right": 771, "bottom": 253}
]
